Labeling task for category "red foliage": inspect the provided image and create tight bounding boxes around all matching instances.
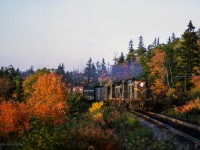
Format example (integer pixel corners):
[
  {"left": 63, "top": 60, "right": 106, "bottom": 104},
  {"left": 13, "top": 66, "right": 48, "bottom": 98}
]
[
  {"left": 77, "top": 124, "right": 118, "bottom": 150},
  {"left": 0, "top": 100, "right": 30, "bottom": 138}
]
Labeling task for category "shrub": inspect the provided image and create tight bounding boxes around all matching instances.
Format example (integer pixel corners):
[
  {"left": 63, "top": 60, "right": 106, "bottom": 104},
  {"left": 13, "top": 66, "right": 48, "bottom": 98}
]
[
  {"left": 0, "top": 100, "right": 30, "bottom": 138},
  {"left": 178, "top": 97, "right": 200, "bottom": 112},
  {"left": 67, "top": 92, "right": 88, "bottom": 116}
]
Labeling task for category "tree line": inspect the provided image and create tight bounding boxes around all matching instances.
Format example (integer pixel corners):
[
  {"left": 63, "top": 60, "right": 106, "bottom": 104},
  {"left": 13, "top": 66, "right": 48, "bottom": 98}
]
[{"left": 0, "top": 20, "right": 199, "bottom": 103}]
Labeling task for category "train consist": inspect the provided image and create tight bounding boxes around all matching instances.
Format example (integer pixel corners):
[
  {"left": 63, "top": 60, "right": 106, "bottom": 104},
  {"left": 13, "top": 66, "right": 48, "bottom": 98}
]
[{"left": 83, "top": 79, "right": 153, "bottom": 110}]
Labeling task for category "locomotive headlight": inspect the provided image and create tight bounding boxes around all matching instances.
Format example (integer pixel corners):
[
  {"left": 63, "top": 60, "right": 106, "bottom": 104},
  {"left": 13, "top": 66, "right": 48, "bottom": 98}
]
[{"left": 140, "top": 82, "right": 144, "bottom": 87}]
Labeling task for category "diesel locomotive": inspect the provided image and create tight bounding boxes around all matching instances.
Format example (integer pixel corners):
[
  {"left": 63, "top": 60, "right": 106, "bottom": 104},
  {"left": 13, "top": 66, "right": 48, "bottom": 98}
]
[{"left": 83, "top": 78, "right": 153, "bottom": 110}]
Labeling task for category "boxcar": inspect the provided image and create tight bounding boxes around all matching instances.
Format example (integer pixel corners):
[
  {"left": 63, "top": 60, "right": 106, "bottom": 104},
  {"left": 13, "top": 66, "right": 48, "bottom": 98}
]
[
  {"left": 95, "top": 86, "right": 107, "bottom": 101},
  {"left": 83, "top": 86, "right": 95, "bottom": 101}
]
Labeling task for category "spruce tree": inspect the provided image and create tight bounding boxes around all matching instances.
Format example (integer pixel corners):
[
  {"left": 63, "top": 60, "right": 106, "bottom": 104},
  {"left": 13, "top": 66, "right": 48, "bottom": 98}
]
[
  {"left": 129, "top": 39, "right": 134, "bottom": 52},
  {"left": 137, "top": 36, "right": 146, "bottom": 57},
  {"left": 177, "top": 20, "right": 200, "bottom": 76},
  {"left": 127, "top": 40, "right": 136, "bottom": 63},
  {"left": 118, "top": 52, "right": 125, "bottom": 64},
  {"left": 154, "top": 38, "right": 157, "bottom": 47},
  {"left": 171, "top": 32, "right": 176, "bottom": 41},
  {"left": 84, "top": 58, "right": 93, "bottom": 84}
]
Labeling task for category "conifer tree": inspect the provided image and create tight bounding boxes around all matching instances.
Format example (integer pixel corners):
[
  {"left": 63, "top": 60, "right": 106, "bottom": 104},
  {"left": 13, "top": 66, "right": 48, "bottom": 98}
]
[
  {"left": 118, "top": 52, "right": 125, "bottom": 64},
  {"left": 129, "top": 39, "right": 134, "bottom": 52},
  {"left": 85, "top": 58, "right": 93, "bottom": 84},
  {"left": 153, "top": 38, "right": 157, "bottom": 47},
  {"left": 137, "top": 36, "right": 146, "bottom": 57},
  {"left": 157, "top": 37, "right": 160, "bottom": 46},
  {"left": 177, "top": 20, "right": 199, "bottom": 76},
  {"left": 127, "top": 40, "right": 136, "bottom": 63},
  {"left": 171, "top": 32, "right": 176, "bottom": 41}
]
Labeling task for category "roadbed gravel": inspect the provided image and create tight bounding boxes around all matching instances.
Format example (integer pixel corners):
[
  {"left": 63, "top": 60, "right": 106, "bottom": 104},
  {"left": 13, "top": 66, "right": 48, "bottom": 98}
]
[{"left": 129, "top": 112, "right": 200, "bottom": 150}]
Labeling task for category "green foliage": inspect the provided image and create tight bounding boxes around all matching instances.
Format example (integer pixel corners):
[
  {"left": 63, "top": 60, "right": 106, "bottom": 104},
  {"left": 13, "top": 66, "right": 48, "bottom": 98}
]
[
  {"left": 67, "top": 92, "right": 88, "bottom": 117},
  {"left": 163, "top": 107, "right": 200, "bottom": 126},
  {"left": 0, "top": 65, "right": 21, "bottom": 100},
  {"left": 22, "top": 68, "right": 50, "bottom": 100},
  {"left": 118, "top": 52, "right": 125, "bottom": 64},
  {"left": 176, "top": 21, "right": 199, "bottom": 77},
  {"left": 136, "top": 36, "right": 147, "bottom": 57}
]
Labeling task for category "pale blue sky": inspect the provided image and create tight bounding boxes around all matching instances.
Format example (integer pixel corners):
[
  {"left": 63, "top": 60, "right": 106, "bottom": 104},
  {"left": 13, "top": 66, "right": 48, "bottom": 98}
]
[{"left": 0, "top": 0, "right": 199, "bottom": 71}]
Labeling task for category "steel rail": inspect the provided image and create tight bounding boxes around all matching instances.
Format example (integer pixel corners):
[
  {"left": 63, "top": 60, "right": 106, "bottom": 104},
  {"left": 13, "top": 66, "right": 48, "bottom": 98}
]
[{"left": 131, "top": 110, "right": 200, "bottom": 146}]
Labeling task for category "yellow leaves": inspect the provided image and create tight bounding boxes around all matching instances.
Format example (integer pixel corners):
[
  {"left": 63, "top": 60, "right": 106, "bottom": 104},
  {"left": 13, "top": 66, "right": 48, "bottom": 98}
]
[
  {"left": 89, "top": 102, "right": 103, "bottom": 113},
  {"left": 89, "top": 102, "right": 104, "bottom": 124},
  {"left": 93, "top": 112, "right": 103, "bottom": 120}
]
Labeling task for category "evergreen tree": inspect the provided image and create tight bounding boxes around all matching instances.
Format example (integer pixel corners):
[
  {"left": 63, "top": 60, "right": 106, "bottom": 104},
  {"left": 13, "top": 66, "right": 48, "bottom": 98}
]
[
  {"left": 101, "top": 58, "right": 106, "bottom": 71},
  {"left": 56, "top": 63, "right": 65, "bottom": 76},
  {"left": 56, "top": 63, "right": 66, "bottom": 82},
  {"left": 91, "top": 63, "right": 97, "bottom": 83},
  {"left": 153, "top": 38, "right": 157, "bottom": 47},
  {"left": 129, "top": 39, "right": 134, "bottom": 52},
  {"left": 137, "top": 36, "right": 146, "bottom": 57},
  {"left": 96, "top": 61, "right": 101, "bottom": 76},
  {"left": 127, "top": 40, "right": 136, "bottom": 63},
  {"left": 157, "top": 37, "right": 160, "bottom": 46},
  {"left": 15, "top": 77, "right": 24, "bottom": 102},
  {"left": 171, "top": 32, "right": 176, "bottom": 41},
  {"left": 84, "top": 58, "right": 98, "bottom": 85},
  {"left": 187, "top": 20, "right": 195, "bottom": 32},
  {"left": 177, "top": 20, "right": 200, "bottom": 76},
  {"left": 84, "top": 58, "right": 92, "bottom": 84},
  {"left": 118, "top": 52, "right": 125, "bottom": 64},
  {"left": 167, "top": 37, "right": 171, "bottom": 44}
]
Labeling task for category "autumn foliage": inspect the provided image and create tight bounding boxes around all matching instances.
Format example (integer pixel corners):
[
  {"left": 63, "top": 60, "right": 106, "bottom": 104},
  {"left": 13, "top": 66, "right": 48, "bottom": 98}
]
[
  {"left": 0, "top": 100, "right": 30, "bottom": 138},
  {"left": 148, "top": 49, "right": 167, "bottom": 96},
  {"left": 177, "top": 97, "right": 200, "bottom": 113},
  {"left": 27, "top": 72, "right": 67, "bottom": 124}
]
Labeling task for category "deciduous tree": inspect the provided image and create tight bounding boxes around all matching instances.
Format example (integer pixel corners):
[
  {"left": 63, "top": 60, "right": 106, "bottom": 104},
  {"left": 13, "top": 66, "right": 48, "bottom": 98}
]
[
  {"left": 148, "top": 49, "right": 167, "bottom": 96},
  {"left": 27, "top": 72, "right": 67, "bottom": 124}
]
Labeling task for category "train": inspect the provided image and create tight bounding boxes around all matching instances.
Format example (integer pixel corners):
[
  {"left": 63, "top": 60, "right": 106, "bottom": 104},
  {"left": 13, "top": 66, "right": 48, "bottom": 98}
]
[{"left": 83, "top": 78, "right": 153, "bottom": 110}]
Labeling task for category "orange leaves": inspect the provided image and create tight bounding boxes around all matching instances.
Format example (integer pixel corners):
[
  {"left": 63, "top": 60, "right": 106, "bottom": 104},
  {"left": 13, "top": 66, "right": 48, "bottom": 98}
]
[
  {"left": 148, "top": 49, "right": 167, "bottom": 96},
  {"left": 28, "top": 72, "right": 67, "bottom": 124},
  {"left": 148, "top": 49, "right": 166, "bottom": 79},
  {"left": 0, "top": 100, "right": 30, "bottom": 138},
  {"left": 0, "top": 72, "right": 68, "bottom": 138},
  {"left": 190, "top": 75, "right": 200, "bottom": 93},
  {"left": 150, "top": 78, "right": 167, "bottom": 96},
  {"left": 177, "top": 97, "right": 200, "bottom": 113}
]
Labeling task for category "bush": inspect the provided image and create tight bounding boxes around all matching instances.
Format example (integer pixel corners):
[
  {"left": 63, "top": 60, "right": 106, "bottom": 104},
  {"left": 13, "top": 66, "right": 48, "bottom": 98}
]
[{"left": 67, "top": 92, "right": 88, "bottom": 117}]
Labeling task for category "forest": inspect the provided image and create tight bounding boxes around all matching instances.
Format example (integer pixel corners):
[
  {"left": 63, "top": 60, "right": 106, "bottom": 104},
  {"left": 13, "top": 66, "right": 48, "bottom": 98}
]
[{"left": 0, "top": 20, "right": 200, "bottom": 149}]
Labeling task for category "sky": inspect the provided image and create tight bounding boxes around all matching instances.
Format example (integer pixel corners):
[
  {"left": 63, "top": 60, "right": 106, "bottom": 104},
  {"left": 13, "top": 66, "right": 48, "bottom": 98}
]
[{"left": 0, "top": 0, "right": 200, "bottom": 71}]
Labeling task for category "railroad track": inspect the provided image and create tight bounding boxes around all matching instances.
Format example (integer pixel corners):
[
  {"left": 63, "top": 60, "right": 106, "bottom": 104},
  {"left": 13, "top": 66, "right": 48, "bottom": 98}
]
[{"left": 131, "top": 110, "right": 200, "bottom": 146}]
